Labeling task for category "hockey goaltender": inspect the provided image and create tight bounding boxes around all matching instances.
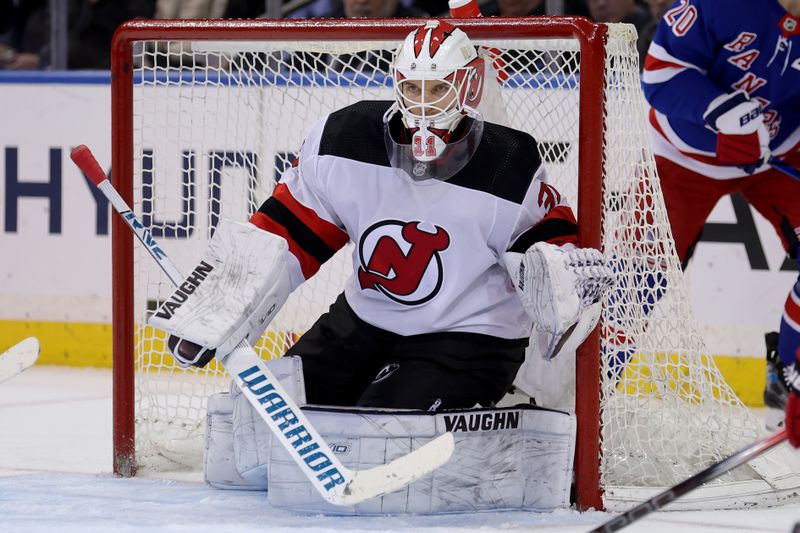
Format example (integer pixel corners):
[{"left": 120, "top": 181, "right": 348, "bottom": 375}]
[{"left": 148, "top": 20, "right": 614, "bottom": 514}]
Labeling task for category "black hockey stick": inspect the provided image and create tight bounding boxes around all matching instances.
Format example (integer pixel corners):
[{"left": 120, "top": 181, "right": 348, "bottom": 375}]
[
  {"left": 70, "top": 144, "right": 454, "bottom": 505},
  {"left": 589, "top": 428, "right": 788, "bottom": 533}
]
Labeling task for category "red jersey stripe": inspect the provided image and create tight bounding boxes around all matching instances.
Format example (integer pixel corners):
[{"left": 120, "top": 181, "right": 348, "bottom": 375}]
[
  {"left": 542, "top": 205, "right": 578, "bottom": 246},
  {"left": 271, "top": 183, "right": 349, "bottom": 251},
  {"left": 649, "top": 108, "right": 722, "bottom": 166},
  {"left": 785, "top": 291, "right": 800, "bottom": 325},
  {"left": 250, "top": 211, "right": 321, "bottom": 280},
  {"left": 644, "top": 54, "right": 688, "bottom": 72}
]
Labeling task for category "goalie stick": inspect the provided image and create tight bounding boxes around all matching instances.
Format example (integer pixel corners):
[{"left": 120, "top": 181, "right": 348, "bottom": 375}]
[
  {"left": 0, "top": 337, "right": 40, "bottom": 384},
  {"left": 70, "top": 144, "right": 454, "bottom": 506},
  {"left": 590, "top": 429, "right": 788, "bottom": 533}
]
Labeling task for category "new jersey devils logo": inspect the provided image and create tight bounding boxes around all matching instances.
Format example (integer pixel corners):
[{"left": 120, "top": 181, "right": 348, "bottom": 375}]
[{"left": 357, "top": 220, "right": 450, "bottom": 305}]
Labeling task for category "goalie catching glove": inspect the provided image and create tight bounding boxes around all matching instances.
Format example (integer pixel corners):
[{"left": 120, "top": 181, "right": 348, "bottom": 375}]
[
  {"left": 504, "top": 242, "right": 614, "bottom": 360},
  {"left": 149, "top": 219, "right": 292, "bottom": 368}
]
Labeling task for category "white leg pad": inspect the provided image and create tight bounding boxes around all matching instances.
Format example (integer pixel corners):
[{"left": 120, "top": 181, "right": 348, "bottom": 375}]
[
  {"left": 204, "top": 390, "right": 266, "bottom": 490},
  {"left": 227, "top": 405, "right": 575, "bottom": 513},
  {"left": 513, "top": 331, "right": 577, "bottom": 411},
  {"left": 204, "top": 355, "right": 306, "bottom": 490},
  {"left": 206, "top": 358, "right": 576, "bottom": 514},
  {"left": 265, "top": 406, "right": 575, "bottom": 514}
]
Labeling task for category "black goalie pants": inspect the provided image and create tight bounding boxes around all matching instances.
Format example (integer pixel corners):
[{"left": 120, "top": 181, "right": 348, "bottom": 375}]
[{"left": 285, "top": 293, "right": 528, "bottom": 411}]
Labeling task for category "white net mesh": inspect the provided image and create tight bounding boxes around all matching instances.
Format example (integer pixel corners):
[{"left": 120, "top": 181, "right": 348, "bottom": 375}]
[
  {"left": 124, "top": 22, "right": 793, "bottom": 505},
  {"left": 597, "top": 26, "right": 761, "bottom": 490}
]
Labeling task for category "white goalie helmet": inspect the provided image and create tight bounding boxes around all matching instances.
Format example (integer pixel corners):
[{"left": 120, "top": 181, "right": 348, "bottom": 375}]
[{"left": 384, "top": 20, "right": 486, "bottom": 181}]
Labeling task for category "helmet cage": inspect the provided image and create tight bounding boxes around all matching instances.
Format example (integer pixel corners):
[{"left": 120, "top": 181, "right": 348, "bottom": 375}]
[
  {"left": 391, "top": 56, "right": 485, "bottom": 133},
  {"left": 384, "top": 20, "right": 486, "bottom": 180}
]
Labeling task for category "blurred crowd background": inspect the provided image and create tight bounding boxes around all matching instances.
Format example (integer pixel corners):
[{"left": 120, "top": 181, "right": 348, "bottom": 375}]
[{"left": 0, "top": 0, "right": 670, "bottom": 71}]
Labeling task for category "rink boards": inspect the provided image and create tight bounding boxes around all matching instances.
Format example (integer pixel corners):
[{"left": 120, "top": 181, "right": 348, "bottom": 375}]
[{"left": 0, "top": 71, "right": 797, "bottom": 406}]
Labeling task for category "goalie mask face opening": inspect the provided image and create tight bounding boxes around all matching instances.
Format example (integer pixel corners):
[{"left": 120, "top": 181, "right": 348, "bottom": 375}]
[{"left": 386, "top": 20, "right": 486, "bottom": 181}]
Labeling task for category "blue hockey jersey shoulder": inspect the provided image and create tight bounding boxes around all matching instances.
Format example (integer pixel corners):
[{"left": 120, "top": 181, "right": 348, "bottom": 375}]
[{"left": 642, "top": 0, "right": 800, "bottom": 158}]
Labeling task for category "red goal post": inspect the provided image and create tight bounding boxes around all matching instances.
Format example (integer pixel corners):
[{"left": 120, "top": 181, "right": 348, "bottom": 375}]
[{"left": 110, "top": 17, "right": 798, "bottom": 512}]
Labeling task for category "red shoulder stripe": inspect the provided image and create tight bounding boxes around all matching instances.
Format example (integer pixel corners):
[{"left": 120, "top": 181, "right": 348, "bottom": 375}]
[
  {"left": 541, "top": 205, "right": 578, "bottom": 246},
  {"left": 271, "top": 183, "right": 348, "bottom": 251},
  {"left": 250, "top": 211, "right": 320, "bottom": 279},
  {"left": 249, "top": 183, "right": 348, "bottom": 280},
  {"left": 508, "top": 204, "right": 578, "bottom": 252},
  {"left": 649, "top": 108, "right": 722, "bottom": 166},
  {"left": 644, "top": 54, "right": 687, "bottom": 72},
  {"left": 785, "top": 291, "right": 800, "bottom": 326}
]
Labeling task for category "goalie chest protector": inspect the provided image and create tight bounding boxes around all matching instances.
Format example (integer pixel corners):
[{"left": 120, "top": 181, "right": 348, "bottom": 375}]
[{"left": 253, "top": 100, "right": 574, "bottom": 341}]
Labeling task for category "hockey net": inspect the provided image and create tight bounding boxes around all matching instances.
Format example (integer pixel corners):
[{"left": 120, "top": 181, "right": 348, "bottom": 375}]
[{"left": 112, "top": 19, "right": 799, "bottom": 509}]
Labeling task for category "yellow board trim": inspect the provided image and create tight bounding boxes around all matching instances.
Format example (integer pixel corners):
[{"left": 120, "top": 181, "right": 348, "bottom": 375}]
[
  {"left": 0, "top": 320, "right": 112, "bottom": 368},
  {"left": 711, "top": 355, "right": 765, "bottom": 407},
  {"left": 0, "top": 320, "right": 768, "bottom": 406},
  {"left": 134, "top": 325, "right": 292, "bottom": 372},
  {"left": 616, "top": 351, "right": 765, "bottom": 407}
]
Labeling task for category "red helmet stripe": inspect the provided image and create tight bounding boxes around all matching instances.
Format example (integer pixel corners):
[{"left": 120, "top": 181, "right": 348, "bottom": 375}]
[
  {"left": 413, "top": 28, "right": 425, "bottom": 58},
  {"left": 427, "top": 21, "right": 457, "bottom": 57}
]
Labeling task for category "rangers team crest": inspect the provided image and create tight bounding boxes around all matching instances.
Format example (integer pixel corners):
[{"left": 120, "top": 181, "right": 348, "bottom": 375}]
[{"left": 357, "top": 220, "right": 450, "bottom": 305}]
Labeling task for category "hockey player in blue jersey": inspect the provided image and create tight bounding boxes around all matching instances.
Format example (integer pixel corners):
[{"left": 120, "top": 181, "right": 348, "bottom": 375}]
[{"left": 641, "top": 0, "right": 800, "bottom": 444}]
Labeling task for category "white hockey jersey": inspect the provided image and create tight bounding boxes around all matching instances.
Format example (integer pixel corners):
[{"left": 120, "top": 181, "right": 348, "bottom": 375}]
[{"left": 251, "top": 101, "right": 577, "bottom": 340}]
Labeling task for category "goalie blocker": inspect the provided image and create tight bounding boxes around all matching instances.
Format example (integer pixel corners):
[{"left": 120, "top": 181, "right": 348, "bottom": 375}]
[
  {"left": 149, "top": 219, "right": 294, "bottom": 367},
  {"left": 205, "top": 356, "right": 576, "bottom": 514}
]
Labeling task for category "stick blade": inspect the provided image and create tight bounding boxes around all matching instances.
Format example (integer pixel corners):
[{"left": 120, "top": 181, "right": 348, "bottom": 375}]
[
  {"left": 334, "top": 432, "right": 455, "bottom": 506},
  {"left": 0, "top": 337, "right": 40, "bottom": 384}
]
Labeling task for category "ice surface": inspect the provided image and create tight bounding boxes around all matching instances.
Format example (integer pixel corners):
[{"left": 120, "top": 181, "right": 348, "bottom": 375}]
[{"left": 1, "top": 366, "right": 799, "bottom": 533}]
